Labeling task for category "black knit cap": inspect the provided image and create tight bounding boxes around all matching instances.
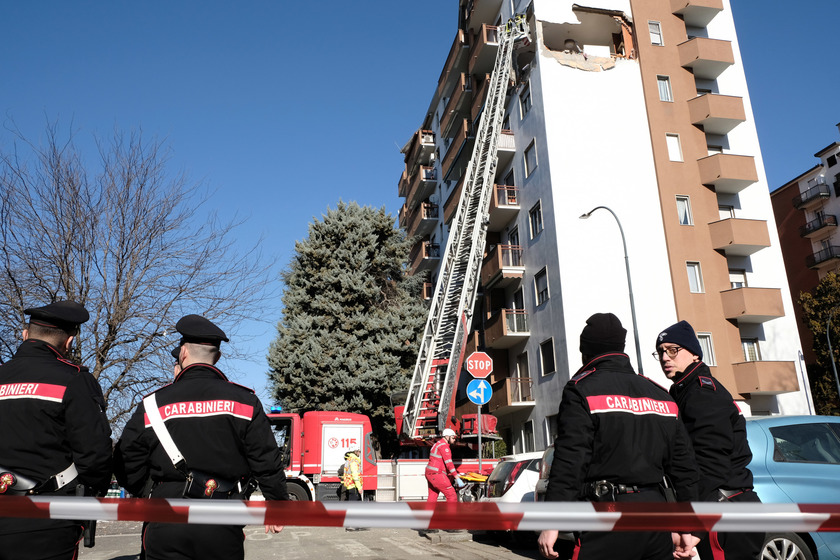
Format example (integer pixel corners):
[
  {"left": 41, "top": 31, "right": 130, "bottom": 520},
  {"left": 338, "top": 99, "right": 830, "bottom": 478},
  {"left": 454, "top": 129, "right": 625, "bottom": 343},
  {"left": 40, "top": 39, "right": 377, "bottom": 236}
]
[
  {"left": 655, "top": 320, "right": 703, "bottom": 360},
  {"left": 24, "top": 301, "right": 89, "bottom": 331},
  {"left": 579, "top": 312, "right": 626, "bottom": 356},
  {"left": 175, "top": 314, "right": 229, "bottom": 346}
]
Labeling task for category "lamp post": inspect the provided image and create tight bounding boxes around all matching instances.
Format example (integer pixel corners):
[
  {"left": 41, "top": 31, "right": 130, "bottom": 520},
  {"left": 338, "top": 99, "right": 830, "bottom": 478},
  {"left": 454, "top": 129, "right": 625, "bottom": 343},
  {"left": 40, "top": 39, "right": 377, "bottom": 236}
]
[
  {"left": 826, "top": 307, "right": 840, "bottom": 402},
  {"left": 580, "top": 206, "right": 643, "bottom": 375}
]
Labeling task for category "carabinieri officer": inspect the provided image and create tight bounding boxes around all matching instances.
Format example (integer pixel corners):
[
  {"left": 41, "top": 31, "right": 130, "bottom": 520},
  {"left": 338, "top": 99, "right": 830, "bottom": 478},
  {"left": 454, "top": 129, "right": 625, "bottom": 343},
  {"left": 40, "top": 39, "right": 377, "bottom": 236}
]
[
  {"left": 0, "top": 301, "right": 113, "bottom": 560},
  {"left": 114, "top": 314, "right": 289, "bottom": 560}
]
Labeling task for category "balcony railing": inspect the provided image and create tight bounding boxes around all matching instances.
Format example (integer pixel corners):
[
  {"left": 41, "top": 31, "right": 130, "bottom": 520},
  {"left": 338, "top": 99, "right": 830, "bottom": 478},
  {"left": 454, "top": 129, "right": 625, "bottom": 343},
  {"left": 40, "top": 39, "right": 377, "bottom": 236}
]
[
  {"left": 403, "top": 202, "right": 440, "bottom": 238},
  {"left": 486, "top": 376, "right": 534, "bottom": 415},
  {"left": 792, "top": 182, "right": 831, "bottom": 209},
  {"left": 495, "top": 185, "right": 518, "bottom": 206},
  {"left": 806, "top": 245, "right": 840, "bottom": 269},
  {"left": 485, "top": 308, "right": 529, "bottom": 349},
  {"left": 800, "top": 214, "right": 838, "bottom": 238},
  {"left": 399, "top": 166, "right": 437, "bottom": 208},
  {"left": 468, "top": 25, "right": 500, "bottom": 76},
  {"left": 504, "top": 309, "right": 528, "bottom": 333},
  {"left": 409, "top": 241, "right": 441, "bottom": 274},
  {"left": 482, "top": 245, "right": 524, "bottom": 288}
]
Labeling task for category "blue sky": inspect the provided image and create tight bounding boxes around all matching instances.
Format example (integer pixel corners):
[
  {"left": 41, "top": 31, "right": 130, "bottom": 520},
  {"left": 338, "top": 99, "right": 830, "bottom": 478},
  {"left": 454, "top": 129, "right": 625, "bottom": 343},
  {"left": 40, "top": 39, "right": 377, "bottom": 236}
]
[{"left": 2, "top": 1, "right": 838, "bottom": 405}]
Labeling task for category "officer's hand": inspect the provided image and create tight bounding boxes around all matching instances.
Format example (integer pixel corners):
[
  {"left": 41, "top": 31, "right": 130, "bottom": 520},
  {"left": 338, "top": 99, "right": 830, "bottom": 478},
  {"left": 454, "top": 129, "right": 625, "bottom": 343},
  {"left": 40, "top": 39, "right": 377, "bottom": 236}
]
[
  {"left": 671, "top": 532, "right": 699, "bottom": 558},
  {"left": 265, "top": 524, "right": 284, "bottom": 534},
  {"left": 538, "top": 529, "right": 560, "bottom": 559}
]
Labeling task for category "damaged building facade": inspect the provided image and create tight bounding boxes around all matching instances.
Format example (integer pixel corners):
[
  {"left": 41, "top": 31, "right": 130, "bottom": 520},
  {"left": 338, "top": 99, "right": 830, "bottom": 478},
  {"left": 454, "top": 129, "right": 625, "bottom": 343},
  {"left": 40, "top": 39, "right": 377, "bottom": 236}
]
[{"left": 398, "top": 0, "right": 813, "bottom": 453}]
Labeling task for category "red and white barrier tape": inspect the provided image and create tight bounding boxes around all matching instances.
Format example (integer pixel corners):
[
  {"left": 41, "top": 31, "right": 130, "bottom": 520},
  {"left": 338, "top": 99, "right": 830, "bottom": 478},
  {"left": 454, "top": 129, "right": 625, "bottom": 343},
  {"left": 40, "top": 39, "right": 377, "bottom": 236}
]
[{"left": 1, "top": 497, "right": 840, "bottom": 532}]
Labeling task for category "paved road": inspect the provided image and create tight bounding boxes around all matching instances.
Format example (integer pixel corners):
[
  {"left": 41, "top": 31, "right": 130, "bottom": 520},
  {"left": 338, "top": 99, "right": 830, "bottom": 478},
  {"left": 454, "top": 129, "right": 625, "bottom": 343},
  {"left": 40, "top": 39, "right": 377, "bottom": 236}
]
[{"left": 79, "top": 521, "right": 564, "bottom": 560}]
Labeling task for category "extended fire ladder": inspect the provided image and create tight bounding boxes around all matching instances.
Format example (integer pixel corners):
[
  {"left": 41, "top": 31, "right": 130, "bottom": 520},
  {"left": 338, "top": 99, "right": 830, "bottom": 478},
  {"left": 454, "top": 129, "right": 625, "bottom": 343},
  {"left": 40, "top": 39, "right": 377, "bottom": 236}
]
[{"left": 402, "top": 15, "right": 530, "bottom": 441}]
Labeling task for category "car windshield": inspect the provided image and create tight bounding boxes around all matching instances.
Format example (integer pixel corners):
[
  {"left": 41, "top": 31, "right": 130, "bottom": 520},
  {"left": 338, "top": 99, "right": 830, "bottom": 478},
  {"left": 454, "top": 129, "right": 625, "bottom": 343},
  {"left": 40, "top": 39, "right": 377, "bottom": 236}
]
[{"left": 770, "top": 423, "right": 840, "bottom": 464}]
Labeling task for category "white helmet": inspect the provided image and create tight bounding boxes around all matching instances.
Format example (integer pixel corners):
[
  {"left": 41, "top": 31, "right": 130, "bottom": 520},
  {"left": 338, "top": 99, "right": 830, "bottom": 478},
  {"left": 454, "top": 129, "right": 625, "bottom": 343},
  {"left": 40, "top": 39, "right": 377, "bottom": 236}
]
[{"left": 442, "top": 428, "right": 457, "bottom": 438}]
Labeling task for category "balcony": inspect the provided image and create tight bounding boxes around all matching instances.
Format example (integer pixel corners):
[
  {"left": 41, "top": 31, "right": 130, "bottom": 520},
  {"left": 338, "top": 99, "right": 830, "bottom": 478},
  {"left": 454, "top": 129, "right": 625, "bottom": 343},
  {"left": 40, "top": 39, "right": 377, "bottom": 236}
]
[
  {"left": 440, "top": 74, "right": 473, "bottom": 138},
  {"left": 733, "top": 361, "right": 799, "bottom": 396},
  {"left": 806, "top": 245, "right": 840, "bottom": 269},
  {"left": 403, "top": 202, "right": 439, "bottom": 238},
  {"left": 468, "top": 25, "right": 500, "bottom": 76},
  {"left": 441, "top": 119, "right": 475, "bottom": 181},
  {"left": 792, "top": 182, "right": 831, "bottom": 210},
  {"left": 720, "top": 287, "right": 784, "bottom": 323},
  {"left": 409, "top": 240, "right": 441, "bottom": 274},
  {"left": 687, "top": 94, "right": 746, "bottom": 135},
  {"left": 678, "top": 37, "right": 734, "bottom": 80},
  {"left": 464, "top": 0, "right": 504, "bottom": 33},
  {"left": 423, "top": 282, "right": 434, "bottom": 300},
  {"left": 398, "top": 166, "right": 437, "bottom": 210},
  {"left": 403, "top": 129, "right": 435, "bottom": 176},
  {"left": 481, "top": 245, "right": 524, "bottom": 288},
  {"left": 488, "top": 185, "right": 519, "bottom": 231},
  {"left": 486, "top": 377, "right": 534, "bottom": 416},
  {"left": 436, "top": 30, "right": 470, "bottom": 101},
  {"left": 485, "top": 309, "right": 529, "bottom": 349},
  {"left": 443, "top": 175, "right": 465, "bottom": 225},
  {"left": 471, "top": 74, "right": 490, "bottom": 124},
  {"left": 497, "top": 129, "right": 516, "bottom": 170},
  {"left": 800, "top": 214, "right": 838, "bottom": 238},
  {"left": 671, "top": 0, "right": 723, "bottom": 27},
  {"left": 708, "top": 218, "right": 770, "bottom": 256},
  {"left": 697, "top": 153, "right": 758, "bottom": 194}
]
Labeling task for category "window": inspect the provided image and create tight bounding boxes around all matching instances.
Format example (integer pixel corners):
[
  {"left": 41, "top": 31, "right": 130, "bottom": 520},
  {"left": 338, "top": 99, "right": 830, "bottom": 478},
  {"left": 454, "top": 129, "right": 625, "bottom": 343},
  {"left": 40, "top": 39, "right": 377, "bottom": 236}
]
[
  {"left": 517, "top": 352, "right": 530, "bottom": 380},
  {"left": 676, "top": 196, "right": 693, "bottom": 225},
  {"left": 686, "top": 261, "right": 704, "bottom": 293},
  {"left": 513, "top": 288, "right": 524, "bottom": 310},
  {"left": 742, "top": 338, "right": 760, "bottom": 362},
  {"left": 648, "top": 21, "right": 663, "bottom": 46},
  {"left": 657, "top": 76, "right": 673, "bottom": 102},
  {"left": 535, "top": 268, "right": 549, "bottom": 305},
  {"left": 697, "top": 333, "right": 716, "bottom": 366},
  {"left": 504, "top": 169, "right": 515, "bottom": 186},
  {"left": 828, "top": 154, "right": 837, "bottom": 168},
  {"left": 729, "top": 269, "right": 747, "bottom": 289},
  {"left": 666, "top": 134, "right": 683, "bottom": 161},
  {"left": 834, "top": 178, "right": 840, "bottom": 198},
  {"left": 719, "top": 205, "right": 735, "bottom": 219},
  {"left": 529, "top": 201, "right": 544, "bottom": 238},
  {"left": 540, "top": 339, "right": 556, "bottom": 376},
  {"left": 509, "top": 226, "right": 520, "bottom": 247},
  {"left": 519, "top": 82, "right": 532, "bottom": 117},
  {"left": 525, "top": 140, "right": 538, "bottom": 177},
  {"left": 770, "top": 423, "right": 840, "bottom": 464},
  {"left": 545, "top": 414, "right": 558, "bottom": 447},
  {"left": 522, "top": 420, "right": 535, "bottom": 453}
]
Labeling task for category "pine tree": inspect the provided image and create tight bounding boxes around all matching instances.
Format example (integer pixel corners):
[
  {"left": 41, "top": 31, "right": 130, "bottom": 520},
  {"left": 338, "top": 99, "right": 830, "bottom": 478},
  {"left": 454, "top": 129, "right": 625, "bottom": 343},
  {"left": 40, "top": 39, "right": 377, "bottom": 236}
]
[
  {"left": 268, "top": 201, "right": 427, "bottom": 456},
  {"left": 799, "top": 271, "right": 840, "bottom": 415}
]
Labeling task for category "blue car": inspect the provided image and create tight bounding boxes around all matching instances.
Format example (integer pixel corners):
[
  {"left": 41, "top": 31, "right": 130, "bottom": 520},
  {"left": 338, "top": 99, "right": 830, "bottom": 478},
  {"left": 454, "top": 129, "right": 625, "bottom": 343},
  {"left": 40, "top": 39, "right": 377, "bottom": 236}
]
[{"left": 747, "top": 415, "right": 840, "bottom": 560}]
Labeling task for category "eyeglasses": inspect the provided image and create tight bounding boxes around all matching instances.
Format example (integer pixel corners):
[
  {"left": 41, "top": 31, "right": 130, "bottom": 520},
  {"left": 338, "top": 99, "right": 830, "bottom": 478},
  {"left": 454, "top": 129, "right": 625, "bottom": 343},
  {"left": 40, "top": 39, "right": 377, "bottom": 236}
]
[{"left": 651, "top": 346, "right": 684, "bottom": 361}]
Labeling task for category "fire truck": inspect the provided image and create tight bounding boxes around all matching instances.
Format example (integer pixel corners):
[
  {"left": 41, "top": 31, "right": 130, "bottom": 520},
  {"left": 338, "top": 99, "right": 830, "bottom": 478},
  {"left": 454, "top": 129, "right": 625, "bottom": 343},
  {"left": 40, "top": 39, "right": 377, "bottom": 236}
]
[{"left": 266, "top": 15, "right": 532, "bottom": 502}]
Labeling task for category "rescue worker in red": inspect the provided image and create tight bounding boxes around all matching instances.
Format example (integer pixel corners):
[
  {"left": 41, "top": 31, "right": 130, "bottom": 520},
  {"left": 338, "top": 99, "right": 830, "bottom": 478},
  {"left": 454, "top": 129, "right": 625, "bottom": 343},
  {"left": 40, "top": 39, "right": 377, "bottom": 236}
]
[
  {"left": 0, "top": 301, "right": 113, "bottom": 560},
  {"left": 425, "top": 428, "right": 462, "bottom": 502},
  {"left": 655, "top": 320, "right": 763, "bottom": 560},
  {"left": 114, "top": 314, "right": 289, "bottom": 560}
]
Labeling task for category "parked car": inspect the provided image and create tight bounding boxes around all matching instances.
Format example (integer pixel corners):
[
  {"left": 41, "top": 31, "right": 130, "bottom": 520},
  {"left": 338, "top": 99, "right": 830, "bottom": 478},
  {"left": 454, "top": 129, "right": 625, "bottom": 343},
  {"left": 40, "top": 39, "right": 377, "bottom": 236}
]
[
  {"left": 534, "top": 444, "right": 553, "bottom": 502},
  {"left": 747, "top": 415, "right": 840, "bottom": 560},
  {"left": 483, "top": 451, "right": 542, "bottom": 503}
]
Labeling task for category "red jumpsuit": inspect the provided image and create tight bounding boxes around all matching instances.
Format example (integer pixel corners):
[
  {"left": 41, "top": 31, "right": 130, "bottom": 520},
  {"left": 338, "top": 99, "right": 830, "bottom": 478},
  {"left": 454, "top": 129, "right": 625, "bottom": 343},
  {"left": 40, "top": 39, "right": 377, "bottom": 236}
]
[{"left": 425, "top": 438, "right": 458, "bottom": 502}]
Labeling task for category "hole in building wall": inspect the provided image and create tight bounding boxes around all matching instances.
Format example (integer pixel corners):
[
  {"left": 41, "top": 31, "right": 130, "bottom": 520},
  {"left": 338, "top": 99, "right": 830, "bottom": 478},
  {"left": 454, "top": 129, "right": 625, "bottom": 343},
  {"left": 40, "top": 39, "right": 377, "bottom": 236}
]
[{"left": 540, "top": 5, "right": 634, "bottom": 72}]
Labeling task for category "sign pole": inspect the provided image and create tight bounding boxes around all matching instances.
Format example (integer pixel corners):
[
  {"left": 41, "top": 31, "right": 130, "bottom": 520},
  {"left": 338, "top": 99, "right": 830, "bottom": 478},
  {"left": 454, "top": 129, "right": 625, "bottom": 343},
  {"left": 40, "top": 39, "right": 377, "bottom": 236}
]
[{"left": 477, "top": 405, "right": 482, "bottom": 473}]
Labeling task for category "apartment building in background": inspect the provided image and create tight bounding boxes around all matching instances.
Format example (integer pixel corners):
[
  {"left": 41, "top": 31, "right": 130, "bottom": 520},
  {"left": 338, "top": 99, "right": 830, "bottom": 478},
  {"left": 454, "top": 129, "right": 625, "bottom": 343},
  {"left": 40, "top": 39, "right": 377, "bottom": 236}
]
[
  {"left": 771, "top": 124, "right": 840, "bottom": 365},
  {"left": 398, "top": 0, "right": 813, "bottom": 454}
]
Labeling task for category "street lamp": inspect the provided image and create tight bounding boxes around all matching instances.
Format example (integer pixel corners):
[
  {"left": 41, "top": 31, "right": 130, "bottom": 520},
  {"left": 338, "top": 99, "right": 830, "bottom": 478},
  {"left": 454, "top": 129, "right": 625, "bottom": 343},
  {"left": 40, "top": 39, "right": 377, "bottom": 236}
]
[
  {"left": 580, "top": 206, "right": 643, "bottom": 375},
  {"left": 826, "top": 307, "right": 840, "bottom": 402}
]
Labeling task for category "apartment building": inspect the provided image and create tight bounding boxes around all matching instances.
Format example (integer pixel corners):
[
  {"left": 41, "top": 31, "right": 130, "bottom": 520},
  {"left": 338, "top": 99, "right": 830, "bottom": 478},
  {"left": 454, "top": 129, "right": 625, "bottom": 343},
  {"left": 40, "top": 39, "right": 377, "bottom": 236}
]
[
  {"left": 398, "top": 0, "right": 813, "bottom": 454},
  {"left": 770, "top": 124, "right": 840, "bottom": 365}
]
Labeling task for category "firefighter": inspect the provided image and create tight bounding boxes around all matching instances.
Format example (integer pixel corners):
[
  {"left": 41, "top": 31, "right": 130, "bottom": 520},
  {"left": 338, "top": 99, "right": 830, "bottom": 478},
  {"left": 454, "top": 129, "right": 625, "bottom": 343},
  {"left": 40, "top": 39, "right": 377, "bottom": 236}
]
[
  {"left": 425, "top": 428, "right": 462, "bottom": 503},
  {"left": 114, "top": 314, "right": 289, "bottom": 560},
  {"left": 655, "top": 320, "right": 764, "bottom": 559},
  {"left": 538, "top": 313, "right": 700, "bottom": 560},
  {"left": 342, "top": 448, "right": 363, "bottom": 500},
  {"left": 0, "top": 301, "right": 113, "bottom": 560}
]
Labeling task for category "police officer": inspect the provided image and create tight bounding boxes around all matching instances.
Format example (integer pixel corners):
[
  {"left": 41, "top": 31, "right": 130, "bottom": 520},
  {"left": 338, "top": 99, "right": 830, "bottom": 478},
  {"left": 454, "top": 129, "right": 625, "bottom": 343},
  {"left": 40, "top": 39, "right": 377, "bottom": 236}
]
[
  {"left": 655, "top": 320, "right": 763, "bottom": 559},
  {"left": 538, "top": 313, "right": 699, "bottom": 560},
  {"left": 0, "top": 301, "right": 113, "bottom": 560},
  {"left": 114, "top": 314, "right": 289, "bottom": 560}
]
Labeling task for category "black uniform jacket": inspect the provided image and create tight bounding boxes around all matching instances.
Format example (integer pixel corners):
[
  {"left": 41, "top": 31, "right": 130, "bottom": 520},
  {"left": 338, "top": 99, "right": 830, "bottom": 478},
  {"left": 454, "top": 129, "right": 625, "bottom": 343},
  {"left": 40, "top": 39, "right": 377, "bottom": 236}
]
[
  {"left": 669, "top": 361, "right": 753, "bottom": 500},
  {"left": 546, "top": 353, "right": 699, "bottom": 502},
  {"left": 0, "top": 339, "right": 112, "bottom": 493},
  {"left": 114, "top": 363, "right": 289, "bottom": 500}
]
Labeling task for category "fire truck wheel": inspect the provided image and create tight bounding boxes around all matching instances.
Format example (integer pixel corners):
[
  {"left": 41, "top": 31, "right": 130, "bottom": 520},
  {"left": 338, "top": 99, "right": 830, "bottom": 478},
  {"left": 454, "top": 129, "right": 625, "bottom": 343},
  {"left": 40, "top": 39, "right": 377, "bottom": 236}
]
[{"left": 286, "top": 482, "right": 310, "bottom": 501}]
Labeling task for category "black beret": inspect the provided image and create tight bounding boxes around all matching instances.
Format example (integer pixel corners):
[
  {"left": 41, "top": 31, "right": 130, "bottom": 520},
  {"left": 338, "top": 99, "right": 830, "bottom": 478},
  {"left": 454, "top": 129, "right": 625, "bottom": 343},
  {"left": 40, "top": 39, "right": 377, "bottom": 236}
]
[
  {"left": 25, "top": 301, "right": 90, "bottom": 331},
  {"left": 175, "top": 314, "right": 229, "bottom": 346},
  {"left": 170, "top": 346, "right": 182, "bottom": 361},
  {"left": 580, "top": 312, "right": 626, "bottom": 356}
]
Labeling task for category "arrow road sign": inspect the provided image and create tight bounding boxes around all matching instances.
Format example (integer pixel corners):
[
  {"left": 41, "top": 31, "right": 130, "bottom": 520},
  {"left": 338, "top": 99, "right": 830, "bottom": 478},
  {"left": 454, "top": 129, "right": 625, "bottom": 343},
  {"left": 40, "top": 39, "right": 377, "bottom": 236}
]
[{"left": 467, "top": 379, "right": 492, "bottom": 406}]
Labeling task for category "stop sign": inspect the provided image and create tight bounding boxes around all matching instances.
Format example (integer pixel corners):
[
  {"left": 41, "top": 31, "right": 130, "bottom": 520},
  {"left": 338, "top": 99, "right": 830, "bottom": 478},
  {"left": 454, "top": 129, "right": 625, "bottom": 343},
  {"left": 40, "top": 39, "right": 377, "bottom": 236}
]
[{"left": 466, "top": 351, "right": 493, "bottom": 378}]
